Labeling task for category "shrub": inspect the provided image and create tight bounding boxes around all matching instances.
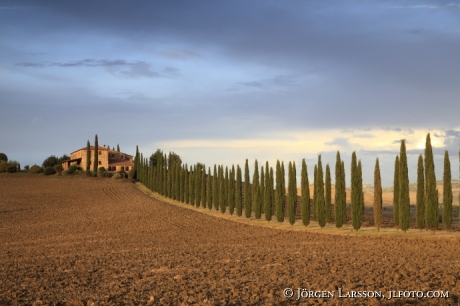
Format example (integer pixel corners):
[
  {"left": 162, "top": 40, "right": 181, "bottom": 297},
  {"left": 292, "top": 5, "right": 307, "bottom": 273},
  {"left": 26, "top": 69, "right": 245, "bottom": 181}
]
[
  {"left": 5, "top": 161, "right": 18, "bottom": 173},
  {"left": 54, "top": 164, "right": 63, "bottom": 174},
  {"left": 98, "top": 166, "right": 106, "bottom": 173},
  {"left": 24, "top": 165, "right": 30, "bottom": 172},
  {"left": 42, "top": 155, "right": 58, "bottom": 168},
  {"left": 0, "top": 161, "right": 7, "bottom": 173},
  {"left": 103, "top": 171, "right": 113, "bottom": 178},
  {"left": 85, "top": 170, "right": 92, "bottom": 177},
  {"left": 29, "top": 164, "right": 43, "bottom": 174},
  {"left": 117, "top": 170, "right": 127, "bottom": 179},
  {"left": 128, "top": 168, "right": 136, "bottom": 180},
  {"left": 43, "top": 166, "right": 56, "bottom": 175},
  {"left": 62, "top": 170, "right": 69, "bottom": 176},
  {"left": 0, "top": 153, "right": 7, "bottom": 163},
  {"left": 112, "top": 173, "right": 123, "bottom": 179},
  {"left": 67, "top": 165, "right": 78, "bottom": 175}
]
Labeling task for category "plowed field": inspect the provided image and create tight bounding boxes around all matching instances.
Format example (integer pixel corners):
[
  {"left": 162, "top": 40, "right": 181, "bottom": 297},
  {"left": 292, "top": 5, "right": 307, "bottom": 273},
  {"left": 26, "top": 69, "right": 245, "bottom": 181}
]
[{"left": 1, "top": 175, "right": 459, "bottom": 305}]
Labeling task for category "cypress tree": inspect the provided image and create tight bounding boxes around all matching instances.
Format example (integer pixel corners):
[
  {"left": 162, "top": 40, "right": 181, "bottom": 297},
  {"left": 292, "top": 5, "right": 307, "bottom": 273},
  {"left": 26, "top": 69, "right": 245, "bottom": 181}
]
[
  {"left": 393, "top": 155, "right": 400, "bottom": 229},
  {"left": 316, "top": 156, "right": 326, "bottom": 228},
  {"left": 335, "top": 151, "right": 343, "bottom": 228},
  {"left": 442, "top": 151, "right": 452, "bottom": 230},
  {"left": 219, "top": 165, "right": 226, "bottom": 213},
  {"left": 288, "top": 161, "right": 297, "bottom": 225},
  {"left": 313, "top": 165, "right": 318, "bottom": 220},
  {"left": 301, "top": 159, "right": 310, "bottom": 226},
  {"left": 201, "top": 165, "right": 207, "bottom": 208},
  {"left": 184, "top": 164, "right": 189, "bottom": 204},
  {"left": 325, "top": 164, "right": 332, "bottom": 223},
  {"left": 270, "top": 167, "right": 275, "bottom": 217},
  {"left": 374, "top": 158, "right": 383, "bottom": 231},
  {"left": 207, "top": 167, "right": 212, "bottom": 209},
  {"left": 253, "top": 160, "right": 261, "bottom": 219},
  {"left": 416, "top": 155, "right": 425, "bottom": 229},
  {"left": 355, "top": 160, "right": 364, "bottom": 231},
  {"left": 281, "top": 162, "right": 286, "bottom": 216},
  {"left": 117, "top": 144, "right": 120, "bottom": 152},
  {"left": 224, "top": 166, "right": 229, "bottom": 211},
  {"left": 276, "top": 160, "right": 285, "bottom": 222},
  {"left": 93, "top": 134, "right": 98, "bottom": 172},
  {"left": 399, "top": 139, "right": 410, "bottom": 232},
  {"left": 260, "top": 165, "right": 265, "bottom": 214},
  {"left": 244, "top": 159, "right": 252, "bottom": 218},
  {"left": 351, "top": 152, "right": 364, "bottom": 231},
  {"left": 228, "top": 165, "right": 235, "bottom": 215},
  {"left": 264, "top": 162, "right": 272, "bottom": 221},
  {"left": 236, "top": 165, "right": 243, "bottom": 216},
  {"left": 213, "top": 165, "right": 219, "bottom": 210},
  {"left": 195, "top": 164, "right": 202, "bottom": 207},
  {"left": 86, "top": 140, "right": 91, "bottom": 171},
  {"left": 180, "top": 165, "right": 185, "bottom": 202},
  {"left": 189, "top": 165, "right": 194, "bottom": 205},
  {"left": 134, "top": 145, "right": 139, "bottom": 180},
  {"left": 341, "top": 161, "right": 347, "bottom": 224}
]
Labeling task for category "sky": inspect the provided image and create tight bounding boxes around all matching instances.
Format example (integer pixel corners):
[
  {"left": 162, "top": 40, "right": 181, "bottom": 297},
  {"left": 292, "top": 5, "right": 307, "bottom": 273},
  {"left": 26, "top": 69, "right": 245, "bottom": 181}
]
[{"left": 1, "top": 0, "right": 459, "bottom": 187}]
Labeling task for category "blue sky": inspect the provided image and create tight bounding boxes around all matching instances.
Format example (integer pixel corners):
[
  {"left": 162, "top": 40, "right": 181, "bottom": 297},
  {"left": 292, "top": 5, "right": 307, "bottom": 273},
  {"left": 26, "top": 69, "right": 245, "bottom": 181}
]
[{"left": 1, "top": 1, "right": 459, "bottom": 187}]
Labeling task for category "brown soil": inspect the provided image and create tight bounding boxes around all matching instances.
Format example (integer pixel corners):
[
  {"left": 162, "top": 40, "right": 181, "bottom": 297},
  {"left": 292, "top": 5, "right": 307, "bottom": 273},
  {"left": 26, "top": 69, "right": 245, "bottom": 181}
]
[{"left": 1, "top": 175, "right": 459, "bottom": 305}]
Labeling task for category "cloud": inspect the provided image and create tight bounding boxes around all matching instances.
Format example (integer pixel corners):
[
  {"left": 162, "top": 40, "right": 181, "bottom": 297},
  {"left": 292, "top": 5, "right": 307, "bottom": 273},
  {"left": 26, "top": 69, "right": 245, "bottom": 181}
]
[
  {"left": 15, "top": 59, "right": 180, "bottom": 79},
  {"left": 324, "top": 137, "right": 352, "bottom": 151}
]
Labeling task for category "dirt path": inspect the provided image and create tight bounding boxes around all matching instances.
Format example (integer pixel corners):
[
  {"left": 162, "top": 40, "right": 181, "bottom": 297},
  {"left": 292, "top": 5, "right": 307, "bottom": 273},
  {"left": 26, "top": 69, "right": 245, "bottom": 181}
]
[{"left": 1, "top": 175, "right": 459, "bottom": 305}]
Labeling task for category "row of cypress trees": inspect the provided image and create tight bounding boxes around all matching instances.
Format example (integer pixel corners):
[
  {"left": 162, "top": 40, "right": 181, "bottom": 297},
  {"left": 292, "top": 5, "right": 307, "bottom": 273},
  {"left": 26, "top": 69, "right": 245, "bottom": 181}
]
[{"left": 133, "top": 133, "right": 456, "bottom": 232}]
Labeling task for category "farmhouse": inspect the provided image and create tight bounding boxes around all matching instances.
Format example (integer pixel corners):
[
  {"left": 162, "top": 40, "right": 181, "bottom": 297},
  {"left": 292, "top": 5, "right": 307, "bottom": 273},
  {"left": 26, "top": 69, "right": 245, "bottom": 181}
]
[{"left": 62, "top": 145, "right": 134, "bottom": 172}]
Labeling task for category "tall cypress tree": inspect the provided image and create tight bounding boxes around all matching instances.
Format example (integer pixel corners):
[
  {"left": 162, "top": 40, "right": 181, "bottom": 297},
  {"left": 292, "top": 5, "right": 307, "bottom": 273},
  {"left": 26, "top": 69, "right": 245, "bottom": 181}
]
[
  {"left": 236, "top": 165, "right": 243, "bottom": 216},
  {"left": 313, "top": 165, "right": 318, "bottom": 221},
  {"left": 316, "top": 156, "right": 326, "bottom": 228},
  {"left": 213, "top": 165, "right": 219, "bottom": 210},
  {"left": 325, "top": 164, "right": 331, "bottom": 223},
  {"left": 281, "top": 162, "right": 286, "bottom": 217},
  {"left": 253, "top": 160, "right": 261, "bottom": 219},
  {"left": 276, "top": 160, "right": 285, "bottom": 222},
  {"left": 189, "top": 165, "right": 195, "bottom": 205},
  {"left": 354, "top": 160, "right": 364, "bottom": 231},
  {"left": 264, "top": 162, "right": 272, "bottom": 221},
  {"left": 393, "top": 155, "right": 400, "bottom": 229},
  {"left": 399, "top": 139, "right": 410, "bottom": 232},
  {"left": 416, "top": 155, "right": 425, "bottom": 229},
  {"left": 86, "top": 140, "right": 91, "bottom": 171},
  {"left": 219, "top": 165, "right": 226, "bottom": 213},
  {"left": 442, "top": 150, "right": 452, "bottom": 230},
  {"left": 201, "top": 165, "right": 207, "bottom": 208},
  {"left": 228, "top": 165, "right": 235, "bottom": 215},
  {"left": 195, "top": 164, "right": 202, "bottom": 207},
  {"left": 93, "top": 134, "right": 99, "bottom": 172},
  {"left": 244, "top": 159, "right": 252, "bottom": 218},
  {"left": 270, "top": 167, "right": 275, "bottom": 217},
  {"left": 260, "top": 165, "right": 265, "bottom": 214},
  {"left": 288, "top": 161, "right": 297, "bottom": 225},
  {"left": 117, "top": 144, "right": 120, "bottom": 152},
  {"left": 134, "top": 145, "right": 139, "bottom": 180},
  {"left": 335, "top": 151, "right": 343, "bottom": 228},
  {"left": 224, "top": 166, "right": 229, "bottom": 212},
  {"left": 351, "top": 152, "right": 364, "bottom": 231},
  {"left": 374, "top": 158, "right": 383, "bottom": 231},
  {"left": 341, "top": 161, "right": 347, "bottom": 225},
  {"left": 207, "top": 167, "right": 212, "bottom": 210},
  {"left": 184, "top": 164, "right": 189, "bottom": 204},
  {"left": 301, "top": 159, "right": 310, "bottom": 226}
]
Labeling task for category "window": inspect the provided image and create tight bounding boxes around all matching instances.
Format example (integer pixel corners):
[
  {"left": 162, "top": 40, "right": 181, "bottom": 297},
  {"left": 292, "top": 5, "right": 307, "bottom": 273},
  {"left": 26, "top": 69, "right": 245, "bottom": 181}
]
[
  {"left": 99, "top": 151, "right": 101, "bottom": 155},
  {"left": 112, "top": 154, "right": 114, "bottom": 157},
  {"left": 99, "top": 161, "right": 102, "bottom": 165}
]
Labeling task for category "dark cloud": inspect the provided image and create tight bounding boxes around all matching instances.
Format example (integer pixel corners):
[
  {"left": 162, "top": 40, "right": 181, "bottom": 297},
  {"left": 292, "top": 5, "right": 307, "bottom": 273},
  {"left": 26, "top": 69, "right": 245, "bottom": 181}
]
[{"left": 15, "top": 59, "right": 180, "bottom": 79}]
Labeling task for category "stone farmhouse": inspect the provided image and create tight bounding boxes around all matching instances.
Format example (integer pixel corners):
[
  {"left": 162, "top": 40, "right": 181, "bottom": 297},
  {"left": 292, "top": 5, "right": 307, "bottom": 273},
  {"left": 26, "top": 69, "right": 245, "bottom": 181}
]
[{"left": 62, "top": 145, "right": 134, "bottom": 172}]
